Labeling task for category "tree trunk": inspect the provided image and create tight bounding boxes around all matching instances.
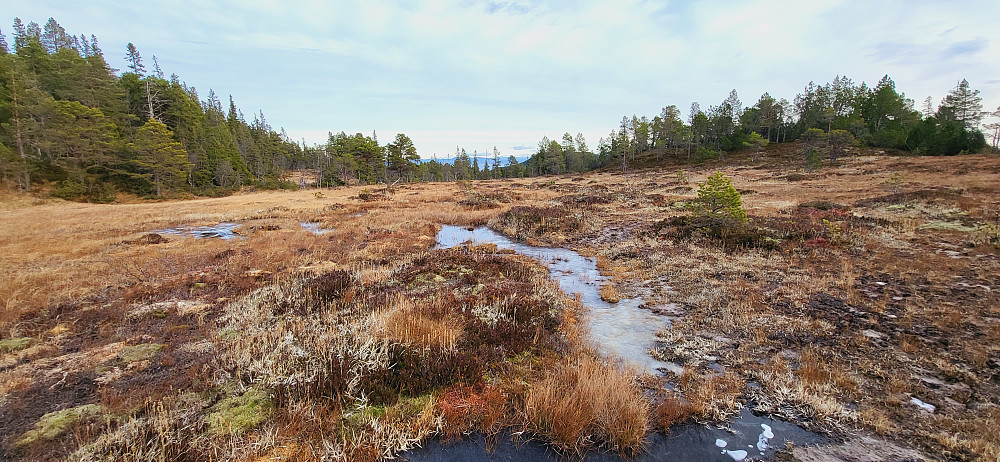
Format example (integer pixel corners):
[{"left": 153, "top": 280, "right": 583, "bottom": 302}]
[
  {"left": 8, "top": 69, "right": 30, "bottom": 190},
  {"left": 145, "top": 80, "right": 157, "bottom": 121}
]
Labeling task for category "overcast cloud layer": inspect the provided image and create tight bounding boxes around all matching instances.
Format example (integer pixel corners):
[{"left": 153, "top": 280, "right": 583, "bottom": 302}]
[{"left": 7, "top": 1, "right": 1000, "bottom": 157}]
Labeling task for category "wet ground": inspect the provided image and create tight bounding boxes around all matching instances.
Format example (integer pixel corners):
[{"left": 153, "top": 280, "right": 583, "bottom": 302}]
[
  {"left": 300, "top": 221, "right": 334, "bottom": 234},
  {"left": 436, "top": 225, "right": 669, "bottom": 373},
  {"left": 404, "top": 409, "right": 825, "bottom": 461},
  {"left": 429, "top": 226, "right": 826, "bottom": 461}
]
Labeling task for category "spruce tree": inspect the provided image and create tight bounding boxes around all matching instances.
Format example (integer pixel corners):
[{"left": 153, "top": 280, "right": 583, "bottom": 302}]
[{"left": 125, "top": 42, "right": 145, "bottom": 76}]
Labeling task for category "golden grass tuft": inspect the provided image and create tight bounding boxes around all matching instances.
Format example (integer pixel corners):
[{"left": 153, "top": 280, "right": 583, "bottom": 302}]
[
  {"left": 599, "top": 283, "right": 621, "bottom": 303},
  {"left": 379, "top": 297, "right": 463, "bottom": 351},
  {"left": 525, "top": 354, "right": 649, "bottom": 456},
  {"left": 678, "top": 370, "right": 745, "bottom": 421}
]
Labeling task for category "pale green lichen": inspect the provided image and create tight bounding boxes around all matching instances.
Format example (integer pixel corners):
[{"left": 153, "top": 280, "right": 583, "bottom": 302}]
[
  {"left": 118, "top": 343, "right": 167, "bottom": 363},
  {"left": 388, "top": 394, "right": 431, "bottom": 420},
  {"left": 0, "top": 337, "right": 33, "bottom": 353},
  {"left": 206, "top": 388, "right": 273, "bottom": 435},
  {"left": 918, "top": 221, "right": 978, "bottom": 232},
  {"left": 97, "top": 343, "right": 167, "bottom": 373},
  {"left": 16, "top": 404, "right": 103, "bottom": 446}
]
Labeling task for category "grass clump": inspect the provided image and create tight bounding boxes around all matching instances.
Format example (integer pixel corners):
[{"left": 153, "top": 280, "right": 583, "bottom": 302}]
[
  {"left": 458, "top": 190, "right": 512, "bottom": 209},
  {"left": 16, "top": 404, "right": 103, "bottom": 447},
  {"left": 599, "top": 283, "right": 621, "bottom": 303},
  {"left": 206, "top": 388, "right": 273, "bottom": 435},
  {"left": 0, "top": 336, "right": 33, "bottom": 353},
  {"left": 489, "top": 205, "right": 597, "bottom": 241},
  {"left": 96, "top": 343, "right": 168, "bottom": 374},
  {"left": 798, "top": 200, "right": 849, "bottom": 212},
  {"left": 525, "top": 355, "right": 649, "bottom": 456},
  {"left": 439, "top": 385, "right": 506, "bottom": 440},
  {"left": 655, "top": 215, "right": 781, "bottom": 250}
]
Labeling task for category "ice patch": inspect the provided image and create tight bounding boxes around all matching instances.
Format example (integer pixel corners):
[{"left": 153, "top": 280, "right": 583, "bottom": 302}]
[
  {"left": 726, "top": 449, "right": 748, "bottom": 461},
  {"left": 715, "top": 439, "right": 727, "bottom": 448},
  {"left": 911, "top": 397, "right": 936, "bottom": 413},
  {"left": 300, "top": 221, "right": 334, "bottom": 235},
  {"left": 158, "top": 222, "right": 242, "bottom": 239},
  {"left": 757, "top": 423, "right": 774, "bottom": 451}
]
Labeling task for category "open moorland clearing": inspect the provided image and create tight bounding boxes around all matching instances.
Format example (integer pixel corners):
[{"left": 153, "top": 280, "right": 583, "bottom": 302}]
[{"left": 1, "top": 146, "right": 999, "bottom": 461}]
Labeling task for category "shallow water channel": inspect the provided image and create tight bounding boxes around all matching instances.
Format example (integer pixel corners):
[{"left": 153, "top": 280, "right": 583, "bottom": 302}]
[
  {"left": 436, "top": 225, "right": 669, "bottom": 373},
  {"left": 420, "top": 225, "right": 826, "bottom": 461}
]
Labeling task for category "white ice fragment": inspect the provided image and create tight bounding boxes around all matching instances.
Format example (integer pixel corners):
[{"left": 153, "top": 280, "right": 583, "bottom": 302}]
[
  {"left": 875, "top": 281, "right": 887, "bottom": 286},
  {"left": 726, "top": 450, "right": 749, "bottom": 461},
  {"left": 716, "top": 439, "right": 728, "bottom": 448},
  {"left": 757, "top": 423, "right": 774, "bottom": 451},
  {"left": 911, "top": 397, "right": 936, "bottom": 413}
]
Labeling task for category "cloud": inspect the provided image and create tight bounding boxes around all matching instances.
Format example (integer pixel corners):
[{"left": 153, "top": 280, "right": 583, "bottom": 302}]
[
  {"left": 7, "top": 0, "right": 1000, "bottom": 154},
  {"left": 942, "top": 39, "right": 987, "bottom": 58}
]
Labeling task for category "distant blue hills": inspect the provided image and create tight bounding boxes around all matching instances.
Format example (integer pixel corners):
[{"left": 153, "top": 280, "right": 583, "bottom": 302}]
[{"left": 418, "top": 156, "right": 530, "bottom": 168}]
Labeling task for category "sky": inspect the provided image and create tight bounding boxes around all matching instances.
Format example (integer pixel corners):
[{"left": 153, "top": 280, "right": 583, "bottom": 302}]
[{"left": 7, "top": 0, "right": 1000, "bottom": 157}]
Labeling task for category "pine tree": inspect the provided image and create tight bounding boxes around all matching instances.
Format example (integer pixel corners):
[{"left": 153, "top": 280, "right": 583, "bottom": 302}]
[
  {"left": 129, "top": 120, "right": 192, "bottom": 197},
  {"left": 386, "top": 133, "right": 418, "bottom": 180},
  {"left": 25, "top": 21, "right": 41, "bottom": 43},
  {"left": 41, "top": 18, "right": 72, "bottom": 53},
  {"left": 690, "top": 171, "right": 747, "bottom": 224},
  {"left": 921, "top": 96, "right": 934, "bottom": 119},
  {"left": 492, "top": 146, "right": 500, "bottom": 177},
  {"left": 0, "top": 27, "right": 8, "bottom": 54},
  {"left": 939, "top": 79, "right": 983, "bottom": 130},
  {"left": 89, "top": 34, "right": 102, "bottom": 57}
]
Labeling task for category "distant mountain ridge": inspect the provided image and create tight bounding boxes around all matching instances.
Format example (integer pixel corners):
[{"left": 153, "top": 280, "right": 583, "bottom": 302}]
[{"left": 418, "top": 156, "right": 530, "bottom": 168}]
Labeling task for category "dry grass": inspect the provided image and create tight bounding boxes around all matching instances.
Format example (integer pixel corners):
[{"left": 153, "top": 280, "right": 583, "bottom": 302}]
[
  {"left": 378, "top": 296, "right": 464, "bottom": 351},
  {"left": 525, "top": 354, "right": 649, "bottom": 456},
  {"left": 0, "top": 179, "right": 572, "bottom": 460},
  {"left": 599, "top": 282, "right": 621, "bottom": 303},
  {"left": 4, "top": 150, "right": 1000, "bottom": 460}
]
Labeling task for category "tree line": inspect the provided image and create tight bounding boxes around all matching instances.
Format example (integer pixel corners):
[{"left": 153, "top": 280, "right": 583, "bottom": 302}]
[
  {"left": 0, "top": 18, "right": 323, "bottom": 200},
  {"left": 520, "top": 74, "right": 994, "bottom": 175},
  {"left": 0, "top": 17, "right": 536, "bottom": 199},
  {"left": 1, "top": 18, "right": 997, "bottom": 201}
]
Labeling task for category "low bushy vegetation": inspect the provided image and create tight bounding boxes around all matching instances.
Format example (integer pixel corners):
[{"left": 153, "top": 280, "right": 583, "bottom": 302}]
[
  {"left": 3, "top": 152, "right": 1000, "bottom": 461},
  {"left": 489, "top": 205, "right": 600, "bottom": 242}
]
